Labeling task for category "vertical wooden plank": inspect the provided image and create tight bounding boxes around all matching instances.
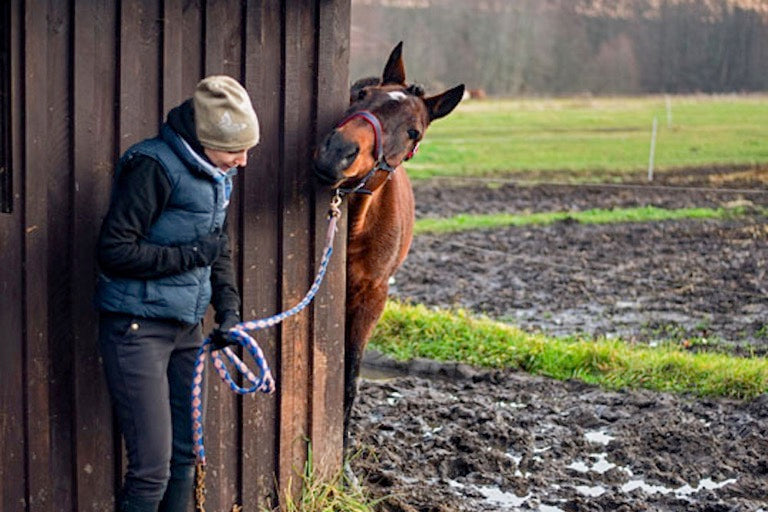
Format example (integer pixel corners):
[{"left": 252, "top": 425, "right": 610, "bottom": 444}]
[
  {"left": 160, "top": 12, "right": 193, "bottom": 508},
  {"left": 162, "top": 0, "right": 184, "bottom": 115},
  {"left": 0, "top": 0, "right": 10, "bottom": 212},
  {"left": 181, "top": 0, "right": 203, "bottom": 91},
  {"left": 311, "top": 0, "right": 349, "bottom": 480},
  {"left": 203, "top": 0, "right": 242, "bottom": 78},
  {"left": 279, "top": 1, "right": 316, "bottom": 499},
  {"left": 23, "top": 0, "right": 54, "bottom": 507},
  {"left": 119, "top": 0, "right": 162, "bottom": 153},
  {"left": 0, "top": 212, "right": 25, "bottom": 512},
  {"left": 115, "top": 0, "right": 163, "bottom": 497},
  {"left": 33, "top": 0, "right": 74, "bottom": 510},
  {"left": 242, "top": 0, "right": 282, "bottom": 508},
  {"left": 200, "top": 0, "right": 244, "bottom": 508},
  {"left": 0, "top": 1, "right": 26, "bottom": 509},
  {"left": 72, "top": 0, "right": 120, "bottom": 510}
]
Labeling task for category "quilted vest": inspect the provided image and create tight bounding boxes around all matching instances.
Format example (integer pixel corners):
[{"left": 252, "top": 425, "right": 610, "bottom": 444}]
[{"left": 95, "top": 124, "right": 236, "bottom": 324}]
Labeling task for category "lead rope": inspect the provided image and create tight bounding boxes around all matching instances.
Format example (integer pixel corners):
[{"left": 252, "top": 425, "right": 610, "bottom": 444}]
[{"left": 192, "top": 194, "right": 343, "bottom": 512}]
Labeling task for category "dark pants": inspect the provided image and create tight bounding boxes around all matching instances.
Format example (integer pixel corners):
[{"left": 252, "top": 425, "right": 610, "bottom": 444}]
[{"left": 99, "top": 313, "right": 204, "bottom": 512}]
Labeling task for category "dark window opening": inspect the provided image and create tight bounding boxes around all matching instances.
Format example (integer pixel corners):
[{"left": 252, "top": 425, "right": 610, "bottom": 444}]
[{"left": 1, "top": 0, "right": 11, "bottom": 214}]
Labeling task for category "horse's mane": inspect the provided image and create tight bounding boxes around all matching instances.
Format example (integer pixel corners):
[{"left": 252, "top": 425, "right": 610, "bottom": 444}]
[{"left": 349, "top": 77, "right": 381, "bottom": 103}]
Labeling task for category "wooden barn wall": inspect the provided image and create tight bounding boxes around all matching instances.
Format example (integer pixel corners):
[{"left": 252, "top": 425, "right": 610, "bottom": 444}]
[{"left": 0, "top": 0, "right": 350, "bottom": 510}]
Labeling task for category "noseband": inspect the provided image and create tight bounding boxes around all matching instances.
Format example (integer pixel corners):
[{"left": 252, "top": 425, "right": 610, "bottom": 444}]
[{"left": 334, "top": 110, "right": 418, "bottom": 196}]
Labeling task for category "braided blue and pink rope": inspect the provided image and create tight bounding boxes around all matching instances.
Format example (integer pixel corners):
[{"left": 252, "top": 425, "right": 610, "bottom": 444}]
[{"left": 191, "top": 208, "right": 340, "bottom": 466}]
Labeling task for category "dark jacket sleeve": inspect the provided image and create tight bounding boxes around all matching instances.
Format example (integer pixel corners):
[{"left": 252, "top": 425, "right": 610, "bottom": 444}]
[
  {"left": 97, "top": 155, "right": 201, "bottom": 279},
  {"left": 210, "top": 215, "right": 241, "bottom": 323}
]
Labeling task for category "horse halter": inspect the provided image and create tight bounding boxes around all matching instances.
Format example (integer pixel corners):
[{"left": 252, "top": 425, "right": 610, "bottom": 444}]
[{"left": 334, "top": 110, "right": 419, "bottom": 196}]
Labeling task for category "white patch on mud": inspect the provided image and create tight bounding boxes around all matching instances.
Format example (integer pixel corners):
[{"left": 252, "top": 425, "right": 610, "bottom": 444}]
[
  {"left": 622, "top": 477, "right": 738, "bottom": 497},
  {"left": 539, "top": 506, "right": 566, "bottom": 512},
  {"left": 567, "top": 453, "right": 618, "bottom": 474},
  {"left": 496, "top": 400, "right": 527, "bottom": 409},
  {"left": 448, "top": 480, "right": 532, "bottom": 507},
  {"left": 575, "top": 484, "right": 606, "bottom": 497},
  {"left": 584, "top": 430, "right": 614, "bottom": 445}
]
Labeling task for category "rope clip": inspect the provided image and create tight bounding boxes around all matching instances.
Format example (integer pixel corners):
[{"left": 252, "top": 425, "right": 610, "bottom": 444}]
[{"left": 328, "top": 192, "right": 342, "bottom": 219}]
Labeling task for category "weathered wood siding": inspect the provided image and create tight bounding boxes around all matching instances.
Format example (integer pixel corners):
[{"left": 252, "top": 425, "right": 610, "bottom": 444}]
[{"left": 0, "top": 1, "right": 349, "bottom": 510}]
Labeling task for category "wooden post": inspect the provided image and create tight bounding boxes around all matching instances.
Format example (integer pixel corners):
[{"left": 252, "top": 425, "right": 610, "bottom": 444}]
[
  {"left": 0, "top": 4, "right": 25, "bottom": 510},
  {"left": 279, "top": 1, "right": 317, "bottom": 499},
  {"left": 22, "top": 0, "right": 54, "bottom": 508},
  {"left": 242, "top": 1, "right": 283, "bottom": 508},
  {"left": 311, "top": 0, "right": 350, "bottom": 480},
  {"left": 72, "top": 1, "right": 122, "bottom": 509}
]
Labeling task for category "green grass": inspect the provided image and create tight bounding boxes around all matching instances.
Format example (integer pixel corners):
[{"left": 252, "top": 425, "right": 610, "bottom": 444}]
[
  {"left": 414, "top": 205, "right": 755, "bottom": 234},
  {"left": 409, "top": 94, "right": 768, "bottom": 180},
  {"left": 276, "top": 447, "right": 380, "bottom": 512},
  {"left": 369, "top": 302, "right": 768, "bottom": 400}
]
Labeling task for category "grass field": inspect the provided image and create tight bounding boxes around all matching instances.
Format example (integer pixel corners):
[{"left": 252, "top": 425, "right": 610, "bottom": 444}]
[
  {"left": 413, "top": 205, "right": 758, "bottom": 234},
  {"left": 370, "top": 302, "right": 768, "bottom": 399},
  {"left": 408, "top": 94, "right": 768, "bottom": 180}
]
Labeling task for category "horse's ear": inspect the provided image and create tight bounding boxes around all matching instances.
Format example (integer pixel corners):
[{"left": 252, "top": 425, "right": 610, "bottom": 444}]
[
  {"left": 382, "top": 41, "right": 406, "bottom": 85},
  {"left": 424, "top": 84, "right": 465, "bottom": 122}
]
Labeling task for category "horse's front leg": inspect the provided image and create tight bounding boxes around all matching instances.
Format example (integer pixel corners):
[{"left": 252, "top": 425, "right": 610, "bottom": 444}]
[{"left": 343, "top": 282, "right": 389, "bottom": 452}]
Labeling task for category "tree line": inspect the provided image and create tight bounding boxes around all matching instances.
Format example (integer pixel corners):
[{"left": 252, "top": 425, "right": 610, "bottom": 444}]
[{"left": 350, "top": 0, "right": 768, "bottom": 95}]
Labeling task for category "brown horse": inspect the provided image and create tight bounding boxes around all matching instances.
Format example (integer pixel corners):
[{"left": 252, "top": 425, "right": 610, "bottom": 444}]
[{"left": 313, "top": 42, "right": 464, "bottom": 446}]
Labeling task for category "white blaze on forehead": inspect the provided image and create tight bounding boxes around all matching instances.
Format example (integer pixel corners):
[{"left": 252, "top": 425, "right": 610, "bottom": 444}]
[{"left": 387, "top": 91, "right": 407, "bottom": 101}]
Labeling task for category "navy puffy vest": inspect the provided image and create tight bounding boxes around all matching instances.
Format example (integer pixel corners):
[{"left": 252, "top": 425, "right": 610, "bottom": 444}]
[{"left": 95, "top": 124, "right": 236, "bottom": 324}]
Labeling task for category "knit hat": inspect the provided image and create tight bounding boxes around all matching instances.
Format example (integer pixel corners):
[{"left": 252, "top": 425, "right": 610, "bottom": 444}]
[{"left": 193, "top": 75, "right": 260, "bottom": 151}]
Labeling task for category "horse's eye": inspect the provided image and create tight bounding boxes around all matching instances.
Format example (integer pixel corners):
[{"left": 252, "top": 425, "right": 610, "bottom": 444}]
[
  {"left": 407, "top": 128, "right": 420, "bottom": 140},
  {"left": 357, "top": 89, "right": 367, "bottom": 100}
]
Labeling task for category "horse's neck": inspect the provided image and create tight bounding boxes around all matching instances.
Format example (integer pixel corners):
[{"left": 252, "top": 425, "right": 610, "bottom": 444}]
[
  {"left": 348, "top": 168, "right": 406, "bottom": 241},
  {"left": 346, "top": 168, "right": 414, "bottom": 289}
]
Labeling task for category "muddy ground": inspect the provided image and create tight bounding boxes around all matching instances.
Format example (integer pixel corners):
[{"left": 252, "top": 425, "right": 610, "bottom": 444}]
[
  {"left": 351, "top": 370, "right": 768, "bottom": 512},
  {"left": 402, "top": 171, "right": 768, "bottom": 352},
  {"left": 349, "top": 168, "right": 768, "bottom": 511}
]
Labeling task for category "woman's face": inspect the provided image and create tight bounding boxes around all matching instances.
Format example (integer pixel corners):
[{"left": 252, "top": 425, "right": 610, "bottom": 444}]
[{"left": 204, "top": 147, "right": 249, "bottom": 171}]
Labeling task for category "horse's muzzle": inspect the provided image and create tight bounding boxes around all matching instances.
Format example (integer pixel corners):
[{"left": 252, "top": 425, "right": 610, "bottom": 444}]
[{"left": 313, "top": 130, "right": 359, "bottom": 186}]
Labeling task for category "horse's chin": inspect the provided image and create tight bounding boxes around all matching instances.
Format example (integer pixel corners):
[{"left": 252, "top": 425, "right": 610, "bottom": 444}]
[
  {"left": 313, "top": 166, "right": 347, "bottom": 190},
  {"left": 313, "top": 162, "right": 339, "bottom": 183}
]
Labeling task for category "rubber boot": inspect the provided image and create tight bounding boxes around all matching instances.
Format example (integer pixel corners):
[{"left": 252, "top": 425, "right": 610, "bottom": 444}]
[
  {"left": 158, "top": 466, "right": 195, "bottom": 512},
  {"left": 118, "top": 495, "right": 158, "bottom": 512}
]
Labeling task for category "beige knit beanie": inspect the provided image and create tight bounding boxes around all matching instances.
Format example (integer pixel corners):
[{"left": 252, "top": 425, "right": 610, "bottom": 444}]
[{"left": 193, "top": 75, "right": 260, "bottom": 151}]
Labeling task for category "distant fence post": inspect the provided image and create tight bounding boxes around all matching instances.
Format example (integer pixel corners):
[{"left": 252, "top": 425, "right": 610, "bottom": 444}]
[{"left": 648, "top": 116, "right": 658, "bottom": 182}]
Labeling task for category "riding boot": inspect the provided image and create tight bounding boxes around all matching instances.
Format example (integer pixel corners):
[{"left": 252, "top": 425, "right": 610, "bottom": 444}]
[
  {"left": 158, "top": 466, "right": 196, "bottom": 512},
  {"left": 118, "top": 495, "right": 158, "bottom": 512}
]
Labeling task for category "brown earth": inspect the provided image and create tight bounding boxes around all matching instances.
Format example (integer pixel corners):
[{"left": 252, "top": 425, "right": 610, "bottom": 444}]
[
  {"left": 348, "top": 168, "right": 768, "bottom": 511},
  {"left": 403, "top": 173, "right": 768, "bottom": 353},
  {"left": 350, "top": 370, "right": 768, "bottom": 512}
]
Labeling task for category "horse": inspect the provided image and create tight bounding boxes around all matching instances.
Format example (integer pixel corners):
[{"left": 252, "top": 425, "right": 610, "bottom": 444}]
[{"left": 313, "top": 42, "right": 464, "bottom": 448}]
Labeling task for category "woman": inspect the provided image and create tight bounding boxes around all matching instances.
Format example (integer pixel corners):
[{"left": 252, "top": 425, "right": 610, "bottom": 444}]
[{"left": 95, "top": 75, "right": 258, "bottom": 512}]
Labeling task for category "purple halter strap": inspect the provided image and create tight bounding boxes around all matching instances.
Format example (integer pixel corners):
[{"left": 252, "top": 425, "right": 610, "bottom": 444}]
[{"left": 334, "top": 110, "right": 397, "bottom": 195}]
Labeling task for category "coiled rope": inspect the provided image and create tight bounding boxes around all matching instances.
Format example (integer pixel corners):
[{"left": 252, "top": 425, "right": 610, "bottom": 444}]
[{"left": 191, "top": 194, "right": 342, "bottom": 511}]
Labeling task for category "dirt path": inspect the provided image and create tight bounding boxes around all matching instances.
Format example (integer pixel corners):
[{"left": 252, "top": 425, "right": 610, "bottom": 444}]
[{"left": 349, "top": 169, "right": 768, "bottom": 511}]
